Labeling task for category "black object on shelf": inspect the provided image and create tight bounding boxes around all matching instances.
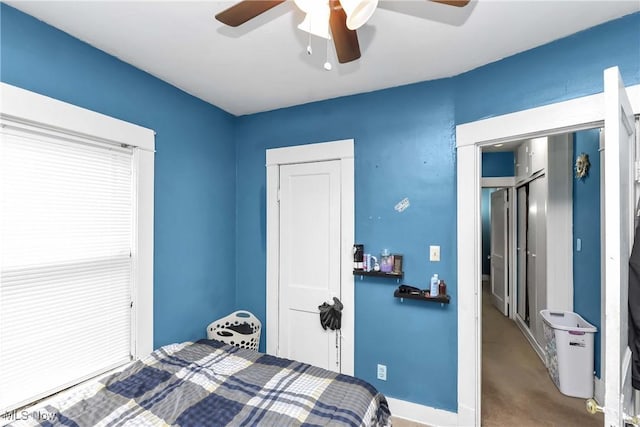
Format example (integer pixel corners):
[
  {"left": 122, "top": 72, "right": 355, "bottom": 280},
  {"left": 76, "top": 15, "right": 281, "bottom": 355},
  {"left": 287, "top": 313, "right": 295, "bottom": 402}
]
[
  {"left": 393, "top": 289, "right": 450, "bottom": 305},
  {"left": 353, "top": 270, "right": 403, "bottom": 280}
]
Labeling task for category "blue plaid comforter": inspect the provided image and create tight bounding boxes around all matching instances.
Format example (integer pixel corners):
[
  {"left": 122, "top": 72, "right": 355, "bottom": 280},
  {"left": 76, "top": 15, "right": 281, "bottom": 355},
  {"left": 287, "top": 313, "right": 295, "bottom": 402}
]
[{"left": 24, "top": 340, "right": 391, "bottom": 427}]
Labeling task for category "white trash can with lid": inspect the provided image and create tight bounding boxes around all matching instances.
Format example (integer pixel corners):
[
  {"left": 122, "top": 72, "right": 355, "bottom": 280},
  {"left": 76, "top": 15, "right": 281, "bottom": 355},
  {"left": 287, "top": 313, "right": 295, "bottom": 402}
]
[{"left": 540, "top": 309, "right": 597, "bottom": 398}]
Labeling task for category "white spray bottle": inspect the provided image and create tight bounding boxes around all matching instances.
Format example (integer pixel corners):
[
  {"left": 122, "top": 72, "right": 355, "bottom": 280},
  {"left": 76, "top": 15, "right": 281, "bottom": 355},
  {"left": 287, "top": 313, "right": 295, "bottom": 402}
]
[{"left": 430, "top": 273, "right": 439, "bottom": 297}]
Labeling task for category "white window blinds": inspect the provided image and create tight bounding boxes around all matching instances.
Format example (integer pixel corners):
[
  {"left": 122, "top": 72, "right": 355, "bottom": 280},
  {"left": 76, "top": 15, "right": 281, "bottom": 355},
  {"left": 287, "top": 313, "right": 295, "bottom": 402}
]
[{"left": 0, "top": 126, "right": 134, "bottom": 411}]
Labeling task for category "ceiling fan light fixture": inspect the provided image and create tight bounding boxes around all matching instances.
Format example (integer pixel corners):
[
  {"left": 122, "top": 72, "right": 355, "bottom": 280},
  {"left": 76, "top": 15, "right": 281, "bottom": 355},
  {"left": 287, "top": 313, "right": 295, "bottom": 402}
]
[
  {"left": 216, "top": 0, "right": 468, "bottom": 65},
  {"left": 297, "top": 5, "right": 331, "bottom": 39},
  {"left": 340, "top": 0, "right": 378, "bottom": 30}
]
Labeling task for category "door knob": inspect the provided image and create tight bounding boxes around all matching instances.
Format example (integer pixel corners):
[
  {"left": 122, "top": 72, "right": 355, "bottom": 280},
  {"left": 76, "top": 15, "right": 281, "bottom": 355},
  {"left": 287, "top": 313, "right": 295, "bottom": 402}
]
[
  {"left": 586, "top": 399, "right": 639, "bottom": 425},
  {"left": 625, "top": 414, "right": 640, "bottom": 426},
  {"left": 585, "top": 398, "right": 603, "bottom": 415}
]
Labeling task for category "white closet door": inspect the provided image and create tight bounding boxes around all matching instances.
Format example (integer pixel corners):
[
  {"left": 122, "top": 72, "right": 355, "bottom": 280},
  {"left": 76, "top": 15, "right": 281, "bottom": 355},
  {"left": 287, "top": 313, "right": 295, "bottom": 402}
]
[
  {"left": 527, "top": 175, "right": 547, "bottom": 347},
  {"left": 277, "top": 160, "right": 342, "bottom": 372},
  {"left": 516, "top": 186, "right": 528, "bottom": 323}
]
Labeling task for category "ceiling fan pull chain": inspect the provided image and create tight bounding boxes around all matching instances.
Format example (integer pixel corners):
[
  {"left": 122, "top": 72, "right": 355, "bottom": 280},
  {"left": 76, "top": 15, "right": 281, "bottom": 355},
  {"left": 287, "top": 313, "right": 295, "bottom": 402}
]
[
  {"left": 324, "top": 37, "right": 332, "bottom": 71},
  {"left": 306, "top": 17, "right": 313, "bottom": 55}
]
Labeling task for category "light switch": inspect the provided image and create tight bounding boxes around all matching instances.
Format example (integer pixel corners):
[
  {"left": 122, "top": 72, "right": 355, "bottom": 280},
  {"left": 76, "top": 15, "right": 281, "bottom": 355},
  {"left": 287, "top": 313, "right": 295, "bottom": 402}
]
[{"left": 430, "top": 245, "right": 440, "bottom": 262}]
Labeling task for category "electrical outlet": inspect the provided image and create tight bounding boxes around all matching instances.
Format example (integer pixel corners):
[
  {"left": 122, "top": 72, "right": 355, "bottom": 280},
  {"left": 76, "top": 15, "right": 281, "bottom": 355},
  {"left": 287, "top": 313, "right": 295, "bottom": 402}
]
[
  {"left": 377, "top": 364, "right": 387, "bottom": 381},
  {"left": 430, "top": 245, "right": 440, "bottom": 262}
]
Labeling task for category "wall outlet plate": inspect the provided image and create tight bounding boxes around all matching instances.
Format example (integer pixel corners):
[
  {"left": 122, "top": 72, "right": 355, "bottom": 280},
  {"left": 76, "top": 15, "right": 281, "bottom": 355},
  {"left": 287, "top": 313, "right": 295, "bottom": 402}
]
[{"left": 377, "top": 364, "right": 387, "bottom": 381}]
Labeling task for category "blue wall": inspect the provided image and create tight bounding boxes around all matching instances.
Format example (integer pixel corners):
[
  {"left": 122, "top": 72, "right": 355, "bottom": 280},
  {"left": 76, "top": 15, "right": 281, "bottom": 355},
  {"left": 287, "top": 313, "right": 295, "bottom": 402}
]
[
  {"left": 454, "top": 13, "right": 640, "bottom": 125},
  {"left": 0, "top": 4, "right": 237, "bottom": 348},
  {"left": 573, "top": 129, "right": 602, "bottom": 378},
  {"left": 235, "top": 13, "right": 640, "bottom": 411},
  {"left": 236, "top": 80, "right": 458, "bottom": 408},
  {"left": 2, "top": 1, "right": 639, "bottom": 413},
  {"left": 482, "top": 152, "right": 515, "bottom": 178}
]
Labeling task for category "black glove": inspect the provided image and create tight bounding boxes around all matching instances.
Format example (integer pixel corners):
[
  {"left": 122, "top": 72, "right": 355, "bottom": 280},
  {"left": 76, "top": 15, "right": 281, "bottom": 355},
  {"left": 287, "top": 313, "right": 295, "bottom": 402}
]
[{"left": 318, "top": 297, "right": 343, "bottom": 331}]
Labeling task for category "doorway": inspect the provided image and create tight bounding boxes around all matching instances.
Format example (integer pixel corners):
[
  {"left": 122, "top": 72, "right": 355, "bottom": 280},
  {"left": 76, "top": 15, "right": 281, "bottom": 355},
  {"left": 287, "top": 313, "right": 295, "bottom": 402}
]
[
  {"left": 456, "top": 74, "right": 640, "bottom": 426},
  {"left": 265, "top": 139, "right": 355, "bottom": 375},
  {"left": 483, "top": 186, "right": 511, "bottom": 318},
  {"left": 479, "top": 133, "right": 603, "bottom": 426}
]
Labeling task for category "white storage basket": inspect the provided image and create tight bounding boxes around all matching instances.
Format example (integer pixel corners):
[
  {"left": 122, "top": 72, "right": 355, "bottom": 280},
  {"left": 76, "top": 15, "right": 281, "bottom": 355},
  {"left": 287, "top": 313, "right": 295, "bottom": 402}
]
[
  {"left": 207, "top": 310, "right": 261, "bottom": 351},
  {"left": 540, "top": 309, "right": 597, "bottom": 398}
]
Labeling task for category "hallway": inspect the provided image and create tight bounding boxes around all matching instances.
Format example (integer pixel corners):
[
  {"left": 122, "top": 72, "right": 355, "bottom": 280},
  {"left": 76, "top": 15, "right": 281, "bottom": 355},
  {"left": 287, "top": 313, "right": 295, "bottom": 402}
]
[{"left": 481, "top": 282, "right": 603, "bottom": 426}]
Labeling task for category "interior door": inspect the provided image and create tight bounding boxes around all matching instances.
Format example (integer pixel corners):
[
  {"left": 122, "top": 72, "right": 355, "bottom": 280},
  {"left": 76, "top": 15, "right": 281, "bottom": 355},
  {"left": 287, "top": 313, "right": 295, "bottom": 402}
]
[
  {"left": 490, "top": 188, "right": 509, "bottom": 316},
  {"left": 526, "top": 179, "right": 540, "bottom": 342},
  {"left": 278, "top": 160, "right": 341, "bottom": 372},
  {"left": 603, "top": 66, "right": 636, "bottom": 427},
  {"left": 516, "top": 185, "right": 528, "bottom": 324},
  {"left": 530, "top": 175, "right": 548, "bottom": 347}
]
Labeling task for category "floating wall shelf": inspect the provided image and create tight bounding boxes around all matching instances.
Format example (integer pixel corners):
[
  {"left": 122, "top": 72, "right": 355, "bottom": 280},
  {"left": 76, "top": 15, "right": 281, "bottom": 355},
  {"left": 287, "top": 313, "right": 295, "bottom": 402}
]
[
  {"left": 393, "top": 289, "right": 450, "bottom": 306},
  {"left": 353, "top": 270, "right": 403, "bottom": 283}
]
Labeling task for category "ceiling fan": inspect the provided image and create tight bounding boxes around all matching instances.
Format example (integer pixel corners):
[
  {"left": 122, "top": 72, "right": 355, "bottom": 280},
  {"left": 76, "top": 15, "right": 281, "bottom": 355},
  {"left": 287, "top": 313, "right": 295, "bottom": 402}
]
[{"left": 215, "top": 0, "right": 471, "bottom": 64}]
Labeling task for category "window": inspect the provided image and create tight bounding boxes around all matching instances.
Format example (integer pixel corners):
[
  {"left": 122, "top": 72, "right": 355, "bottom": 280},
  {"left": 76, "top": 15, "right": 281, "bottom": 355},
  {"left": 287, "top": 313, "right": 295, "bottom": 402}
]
[{"left": 0, "top": 83, "right": 154, "bottom": 412}]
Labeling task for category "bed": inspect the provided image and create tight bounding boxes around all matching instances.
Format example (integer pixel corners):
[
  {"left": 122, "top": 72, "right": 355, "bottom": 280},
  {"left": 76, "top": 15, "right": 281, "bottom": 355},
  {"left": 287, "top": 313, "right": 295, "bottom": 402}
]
[{"left": 11, "top": 339, "right": 391, "bottom": 426}]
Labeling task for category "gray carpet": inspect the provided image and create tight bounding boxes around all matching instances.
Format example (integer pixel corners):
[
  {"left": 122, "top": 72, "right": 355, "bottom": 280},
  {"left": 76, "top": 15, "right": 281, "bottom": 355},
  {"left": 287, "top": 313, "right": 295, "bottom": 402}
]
[{"left": 482, "top": 283, "right": 603, "bottom": 426}]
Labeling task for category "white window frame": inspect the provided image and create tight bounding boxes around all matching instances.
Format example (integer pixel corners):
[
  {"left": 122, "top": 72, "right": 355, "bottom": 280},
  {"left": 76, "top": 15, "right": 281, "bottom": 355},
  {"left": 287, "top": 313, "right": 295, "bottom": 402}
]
[{"left": 0, "top": 82, "right": 154, "bottom": 359}]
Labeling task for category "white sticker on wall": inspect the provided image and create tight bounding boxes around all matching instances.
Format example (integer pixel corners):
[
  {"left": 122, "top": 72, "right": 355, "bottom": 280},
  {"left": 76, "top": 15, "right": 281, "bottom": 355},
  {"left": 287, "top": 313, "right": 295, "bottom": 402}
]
[{"left": 394, "top": 197, "right": 410, "bottom": 213}]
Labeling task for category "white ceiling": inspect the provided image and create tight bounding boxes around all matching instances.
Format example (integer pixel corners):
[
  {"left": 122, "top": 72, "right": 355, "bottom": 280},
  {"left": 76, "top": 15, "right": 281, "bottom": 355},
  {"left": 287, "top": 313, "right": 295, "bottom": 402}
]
[{"left": 6, "top": 1, "right": 639, "bottom": 116}]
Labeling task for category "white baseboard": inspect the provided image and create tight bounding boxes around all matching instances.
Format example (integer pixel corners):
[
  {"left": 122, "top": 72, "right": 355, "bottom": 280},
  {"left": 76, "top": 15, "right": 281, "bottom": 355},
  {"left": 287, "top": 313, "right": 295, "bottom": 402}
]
[
  {"left": 387, "top": 397, "right": 458, "bottom": 427},
  {"left": 514, "top": 315, "right": 545, "bottom": 364},
  {"left": 594, "top": 376, "right": 604, "bottom": 404}
]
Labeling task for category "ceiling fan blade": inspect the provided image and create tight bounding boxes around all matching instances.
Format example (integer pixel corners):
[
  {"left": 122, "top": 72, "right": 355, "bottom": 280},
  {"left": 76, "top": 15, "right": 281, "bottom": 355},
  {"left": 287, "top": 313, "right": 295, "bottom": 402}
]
[
  {"left": 215, "top": 0, "right": 286, "bottom": 27},
  {"left": 430, "top": 0, "right": 471, "bottom": 6},
  {"left": 329, "top": 0, "right": 361, "bottom": 64}
]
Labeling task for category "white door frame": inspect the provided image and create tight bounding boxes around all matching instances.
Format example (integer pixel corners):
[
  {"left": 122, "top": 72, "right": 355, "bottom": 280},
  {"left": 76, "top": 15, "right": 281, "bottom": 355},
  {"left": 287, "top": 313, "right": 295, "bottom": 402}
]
[
  {"left": 456, "top": 84, "right": 640, "bottom": 426},
  {"left": 265, "top": 139, "right": 355, "bottom": 375}
]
